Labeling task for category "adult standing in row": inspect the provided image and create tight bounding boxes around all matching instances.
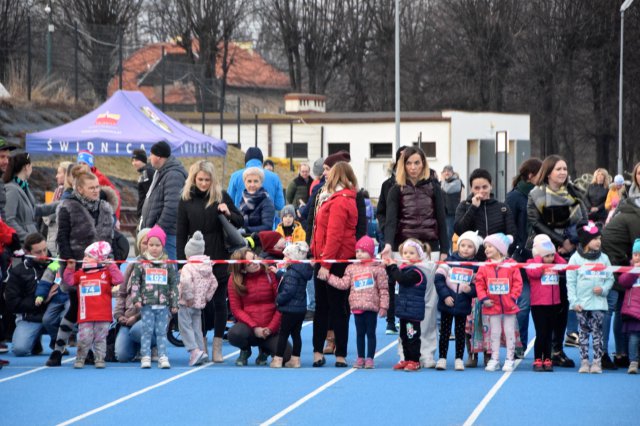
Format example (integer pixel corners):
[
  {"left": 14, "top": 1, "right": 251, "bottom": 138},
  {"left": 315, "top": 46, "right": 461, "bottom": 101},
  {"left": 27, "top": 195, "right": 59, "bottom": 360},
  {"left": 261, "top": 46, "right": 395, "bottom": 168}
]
[
  {"left": 527, "top": 154, "right": 587, "bottom": 368},
  {"left": 131, "top": 149, "right": 156, "bottom": 219},
  {"left": 441, "top": 165, "right": 464, "bottom": 249},
  {"left": 585, "top": 168, "right": 610, "bottom": 222},
  {"left": 177, "top": 160, "right": 244, "bottom": 362},
  {"left": 140, "top": 141, "right": 187, "bottom": 260}
]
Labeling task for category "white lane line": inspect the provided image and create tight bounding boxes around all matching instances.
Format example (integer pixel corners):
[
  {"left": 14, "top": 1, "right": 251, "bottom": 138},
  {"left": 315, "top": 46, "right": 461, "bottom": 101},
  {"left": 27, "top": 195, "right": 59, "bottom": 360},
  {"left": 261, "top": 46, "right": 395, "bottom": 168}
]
[
  {"left": 462, "top": 337, "right": 536, "bottom": 426},
  {"left": 260, "top": 339, "right": 400, "bottom": 426},
  {"left": 0, "top": 356, "right": 76, "bottom": 383}
]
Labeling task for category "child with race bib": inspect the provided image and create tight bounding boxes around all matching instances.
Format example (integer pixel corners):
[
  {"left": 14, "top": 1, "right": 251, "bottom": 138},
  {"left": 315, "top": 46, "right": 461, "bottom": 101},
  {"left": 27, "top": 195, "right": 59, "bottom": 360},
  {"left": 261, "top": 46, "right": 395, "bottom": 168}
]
[
  {"left": 475, "top": 233, "right": 522, "bottom": 372},
  {"left": 617, "top": 238, "right": 640, "bottom": 374},
  {"left": 434, "top": 231, "right": 483, "bottom": 371},
  {"left": 179, "top": 231, "right": 217, "bottom": 367},
  {"left": 63, "top": 241, "right": 124, "bottom": 369},
  {"left": 567, "top": 220, "right": 614, "bottom": 374},
  {"left": 526, "top": 234, "right": 567, "bottom": 372},
  {"left": 130, "top": 225, "right": 179, "bottom": 369},
  {"left": 328, "top": 236, "right": 389, "bottom": 369},
  {"left": 385, "top": 238, "right": 431, "bottom": 372}
]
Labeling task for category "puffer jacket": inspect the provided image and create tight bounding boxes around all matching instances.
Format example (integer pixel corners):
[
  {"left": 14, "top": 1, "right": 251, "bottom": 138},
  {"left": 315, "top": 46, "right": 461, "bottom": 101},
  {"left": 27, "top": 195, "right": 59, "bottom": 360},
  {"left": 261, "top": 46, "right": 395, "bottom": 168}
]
[
  {"left": 276, "top": 263, "right": 313, "bottom": 314},
  {"left": 454, "top": 195, "right": 516, "bottom": 239},
  {"left": 178, "top": 255, "right": 218, "bottom": 309},
  {"left": 566, "top": 251, "right": 614, "bottom": 311},
  {"left": 388, "top": 263, "right": 428, "bottom": 321},
  {"left": 618, "top": 272, "right": 640, "bottom": 321},
  {"left": 240, "top": 188, "right": 276, "bottom": 234},
  {"left": 228, "top": 270, "right": 281, "bottom": 334},
  {"left": 328, "top": 263, "right": 389, "bottom": 313},
  {"left": 312, "top": 188, "right": 358, "bottom": 269},
  {"left": 4, "top": 257, "right": 49, "bottom": 322},
  {"left": 525, "top": 254, "right": 566, "bottom": 306},
  {"left": 476, "top": 258, "right": 523, "bottom": 315},
  {"left": 434, "top": 252, "right": 478, "bottom": 316},
  {"left": 130, "top": 257, "right": 179, "bottom": 309},
  {"left": 275, "top": 221, "right": 306, "bottom": 243},
  {"left": 140, "top": 155, "right": 187, "bottom": 235}
]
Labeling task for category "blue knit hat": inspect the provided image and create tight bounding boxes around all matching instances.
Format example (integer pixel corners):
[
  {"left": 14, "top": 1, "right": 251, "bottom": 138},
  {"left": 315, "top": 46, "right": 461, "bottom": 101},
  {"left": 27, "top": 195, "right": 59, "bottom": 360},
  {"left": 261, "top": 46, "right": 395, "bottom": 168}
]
[
  {"left": 77, "top": 150, "right": 94, "bottom": 168},
  {"left": 633, "top": 238, "right": 640, "bottom": 254}
]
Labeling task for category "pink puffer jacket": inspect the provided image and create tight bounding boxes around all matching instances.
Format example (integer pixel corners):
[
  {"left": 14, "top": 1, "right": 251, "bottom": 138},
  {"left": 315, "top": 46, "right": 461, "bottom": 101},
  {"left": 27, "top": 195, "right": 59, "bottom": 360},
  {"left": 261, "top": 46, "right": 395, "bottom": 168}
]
[
  {"left": 178, "top": 255, "right": 218, "bottom": 309},
  {"left": 328, "top": 263, "right": 389, "bottom": 313},
  {"left": 619, "top": 272, "right": 640, "bottom": 321}
]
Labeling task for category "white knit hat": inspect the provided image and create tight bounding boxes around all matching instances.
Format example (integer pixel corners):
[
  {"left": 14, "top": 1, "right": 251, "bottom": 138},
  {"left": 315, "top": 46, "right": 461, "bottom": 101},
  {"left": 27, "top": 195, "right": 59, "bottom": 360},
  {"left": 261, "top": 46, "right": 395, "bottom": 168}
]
[
  {"left": 532, "top": 234, "right": 556, "bottom": 257},
  {"left": 458, "top": 231, "right": 484, "bottom": 255},
  {"left": 283, "top": 241, "right": 309, "bottom": 261}
]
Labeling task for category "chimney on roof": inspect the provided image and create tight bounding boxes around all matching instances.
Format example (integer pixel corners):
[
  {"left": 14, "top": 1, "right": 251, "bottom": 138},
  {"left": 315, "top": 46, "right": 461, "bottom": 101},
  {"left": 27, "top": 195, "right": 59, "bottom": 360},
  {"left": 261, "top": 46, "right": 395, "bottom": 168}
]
[{"left": 284, "top": 93, "right": 326, "bottom": 113}]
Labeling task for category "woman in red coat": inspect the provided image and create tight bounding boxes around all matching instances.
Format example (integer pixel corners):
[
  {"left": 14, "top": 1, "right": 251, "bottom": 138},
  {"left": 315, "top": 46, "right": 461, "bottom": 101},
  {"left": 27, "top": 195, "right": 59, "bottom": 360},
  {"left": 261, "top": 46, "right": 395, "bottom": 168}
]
[{"left": 312, "top": 162, "right": 359, "bottom": 367}]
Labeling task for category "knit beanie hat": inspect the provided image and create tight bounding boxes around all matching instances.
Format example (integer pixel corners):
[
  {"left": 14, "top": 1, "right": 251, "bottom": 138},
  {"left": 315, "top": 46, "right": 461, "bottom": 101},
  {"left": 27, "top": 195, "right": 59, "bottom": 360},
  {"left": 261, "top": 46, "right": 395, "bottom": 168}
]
[
  {"left": 633, "top": 238, "right": 640, "bottom": 254},
  {"left": 577, "top": 220, "right": 601, "bottom": 248},
  {"left": 483, "top": 233, "right": 513, "bottom": 257},
  {"left": 150, "top": 141, "right": 171, "bottom": 158},
  {"left": 283, "top": 241, "right": 309, "bottom": 261},
  {"left": 136, "top": 228, "right": 151, "bottom": 251},
  {"left": 258, "top": 231, "right": 282, "bottom": 252},
  {"left": 245, "top": 147, "right": 264, "bottom": 164},
  {"left": 185, "top": 231, "right": 206, "bottom": 258},
  {"left": 280, "top": 204, "right": 296, "bottom": 219},
  {"left": 312, "top": 157, "right": 324, "bottom": 177},
  {"left": 85, "top": 241, "right": 112, "bottom": 261},
  {"left": 324, "top": 150, "right": 350, "bottom": 168},
  {"left": 77, "top": 150, "right": 95, "bottom": 168},
  {"left": 355, "top": 236, "right": 375, "bottom": 259},
  {"left": 457, "top": 231, "right": 483, "bottom": 255},
  {"left": 146, "top": 224, "right": 167, "bottom": 247},
  {"left": 614, "top": 175, "right": 625, "bottom": 185},
  {"left": 532, "top": 234, "right": 556, "bottom": 257},
  {"left": 132, "top": 149, "right": 147, "bottom": 163}
]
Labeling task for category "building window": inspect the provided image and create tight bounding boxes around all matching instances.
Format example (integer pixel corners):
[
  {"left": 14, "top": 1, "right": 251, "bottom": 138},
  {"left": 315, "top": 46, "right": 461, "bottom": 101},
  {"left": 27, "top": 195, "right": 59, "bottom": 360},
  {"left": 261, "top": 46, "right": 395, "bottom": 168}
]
[
  {"left": 328, "top": 143, "right": 350, "bottom": 155},
  {"left": 370, "top": 143, "right": 393, "bottom": 158},
  {"left": 413, "top": 141, "right": 436, "bottom": 158},
  {"left": 285, "top": 142, "right": 308, "bottom": 158}
]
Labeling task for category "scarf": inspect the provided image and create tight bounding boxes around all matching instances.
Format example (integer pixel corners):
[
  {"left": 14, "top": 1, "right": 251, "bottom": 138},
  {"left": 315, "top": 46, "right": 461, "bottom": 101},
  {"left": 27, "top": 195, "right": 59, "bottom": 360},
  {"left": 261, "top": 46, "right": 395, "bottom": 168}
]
[
  {"left": 316, "top": 183, "right": 345, "bottom": 212},
  {"left": 13, "top": 176, "right": 29, "bottom": 191},
  {"left": 530, "top": 184, "right": 584, "bottom": 224},
  {"left": 577, "top": 245, "right": 601, "bottom": 261},
  {"left": 515, "top": 180, "right": 535, "bottom": 197},
  {"left": 241, "top": 188, "right": 268, "bottom": 213},
  {"left": 72, "top": 190, "right": 100, "bottom": 213},
  {"left": 630, "top": 183, "right": 640, "bottom": 199}
]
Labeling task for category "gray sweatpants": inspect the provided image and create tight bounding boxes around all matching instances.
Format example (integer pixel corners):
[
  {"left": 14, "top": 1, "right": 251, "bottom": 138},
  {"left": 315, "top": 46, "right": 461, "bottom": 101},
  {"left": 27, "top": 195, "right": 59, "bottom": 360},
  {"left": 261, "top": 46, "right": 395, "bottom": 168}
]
[{"left": 178, "top": 306, "right": 205, "bottom": 352}]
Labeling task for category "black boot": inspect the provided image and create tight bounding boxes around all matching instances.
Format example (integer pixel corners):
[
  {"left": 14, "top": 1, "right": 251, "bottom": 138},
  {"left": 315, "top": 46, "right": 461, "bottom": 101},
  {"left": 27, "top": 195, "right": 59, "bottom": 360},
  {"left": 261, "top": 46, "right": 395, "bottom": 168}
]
[
  {"left": 235, "top": 348, "right": 251, "bottom": 366},
  {"left": 551, "top": 350, "right": 575, "bottom": 368},
  {"left": 46, "top": 350, "right": 63, "bottom": 367},
  {"left": 255, "top": 349, "right": 269, "bottom": 366},
  {"left": 614, "top": 354, "right": 630, "bottom": 368},
  {"left": 601, "top": 353, "right": 618, "bottom": 370}
]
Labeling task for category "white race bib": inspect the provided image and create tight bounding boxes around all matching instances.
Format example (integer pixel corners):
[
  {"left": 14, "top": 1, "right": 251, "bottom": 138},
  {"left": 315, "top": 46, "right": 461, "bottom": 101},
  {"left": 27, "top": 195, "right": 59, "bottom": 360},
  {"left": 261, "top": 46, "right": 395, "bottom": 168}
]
[
  {"left": 450, "top": 267, "right": 473, "bottom": 285},
  {"left": 488, "top": 278, "right": 510, "bottom": 295},
  {"left": 353, "top": 272, "right": 375, "bottom": 290},
  {"left": 541, "top": 272, "right": 559, "bottom": 286},
  {"left": 145, "top": 268, "right": 168, "bottom": 285}
]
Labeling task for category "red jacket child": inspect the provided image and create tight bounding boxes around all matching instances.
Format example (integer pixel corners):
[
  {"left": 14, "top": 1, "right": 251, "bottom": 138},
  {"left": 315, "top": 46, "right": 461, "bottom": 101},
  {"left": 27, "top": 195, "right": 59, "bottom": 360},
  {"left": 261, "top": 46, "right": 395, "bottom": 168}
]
[
  {"left": 476, "top": 258, "right": 523, "bottom": 316},
  {"left": 526, "top": 253, "right": 567, "bottom": 306}
]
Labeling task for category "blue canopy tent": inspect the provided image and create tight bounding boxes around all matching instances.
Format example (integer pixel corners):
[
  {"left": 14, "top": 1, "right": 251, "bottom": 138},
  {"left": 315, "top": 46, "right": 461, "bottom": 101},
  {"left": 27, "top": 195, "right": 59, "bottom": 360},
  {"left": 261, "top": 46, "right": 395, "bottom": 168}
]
[{"left": 26, "top": 90, "right": 226, "bottom": 157}]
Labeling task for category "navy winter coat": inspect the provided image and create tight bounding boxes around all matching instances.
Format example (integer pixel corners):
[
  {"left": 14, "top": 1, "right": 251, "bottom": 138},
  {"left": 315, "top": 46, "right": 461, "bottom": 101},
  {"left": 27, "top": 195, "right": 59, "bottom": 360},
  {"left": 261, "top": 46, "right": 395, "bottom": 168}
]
[
  {"left": 276, "top": 263, "right": 313, "bottom": 314},
  {"left": 389, "top": 264, "right": 427, "bottom": 321},
  {"left": 434, "top": 252, "right": 478, "bottom": 316}
]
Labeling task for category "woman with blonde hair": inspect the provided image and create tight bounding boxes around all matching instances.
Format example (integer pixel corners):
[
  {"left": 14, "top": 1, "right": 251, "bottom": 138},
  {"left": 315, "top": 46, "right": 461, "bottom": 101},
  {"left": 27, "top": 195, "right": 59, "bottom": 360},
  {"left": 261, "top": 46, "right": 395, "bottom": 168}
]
[
  {"left": 177, "top": 160, "right": 243, "bottom": 362},
  {"left": 586, "top": 168, "right": 610, "bottom": 222}
]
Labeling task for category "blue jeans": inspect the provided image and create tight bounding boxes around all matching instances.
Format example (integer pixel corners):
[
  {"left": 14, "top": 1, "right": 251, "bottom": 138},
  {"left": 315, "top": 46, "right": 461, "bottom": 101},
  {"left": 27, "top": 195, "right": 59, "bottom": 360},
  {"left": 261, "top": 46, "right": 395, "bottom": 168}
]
[
  {"left": 12, "top": 316, "right": 44, "bottom": 356},
  {"left": 42, "top": 300, "right": 69, "bottom": 348},
  {"left": 445, "top": 215, "right": 455, "bottom": 254},
  {"left": 602, "top": 290, "right": 618, "bottom": 353},
  {"left": 614, "top": 292, "right": 629, "bottom": 355},
  {"left": 165, "top": 234, "right": 177, "bottom": 261},
  {"left": 306, "top": 278, "right": 315, "bottom": 311},
  {"left": 140, "top": 306, "right": 169, "bottom": 358},
  {"left": 115, "top": 321, "right": 155, "bottom": 362},
  {"left": 517, "top": 277, "right": 531, "bottom": 346},
  {"left": 628, "top": 332, "right": 640, "bottom": 362}
]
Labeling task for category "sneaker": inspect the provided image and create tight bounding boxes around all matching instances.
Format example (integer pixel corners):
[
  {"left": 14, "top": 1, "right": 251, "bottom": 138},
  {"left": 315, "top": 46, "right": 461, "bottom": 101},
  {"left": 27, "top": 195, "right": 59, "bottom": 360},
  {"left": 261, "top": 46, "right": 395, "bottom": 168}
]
[
  {"left": 578, "top": 359, "right": 590, "bottom": 373},
  {"left": 393, "top": 360, "right": 409, "bottom": 370},
  {"left": 564, "top": 332, "right": 579, "bottom": 348},
  {"left": 615, "top": 354, "right": 630, "bottom": 368},
  {"left": 140, "top": 356, "right": 151, "bottom": 369},
  {"left": 151, "top": 347, "right": 159, "bottom": 362},
  {"left": 189, "top": 349, "right": 204, "bottom": 367},
  {"left": 94, "top": 359, "right": 106, "bottom": 369},
  {"left": 533, "top": 359, "right": 544, "bottom": 372},
  {"left": 601, "top": 353, "right": 617, "bottom": 370},
  {"left": 627, "top": 361, "right": 638, "bottom": 374},
  {"left": 514, "top": 347, "right": 525, "bottom": 359},
  {"left": 255, "top": 350, "right": 269, "bottom": 366},
  {"left": 385, "top": 325, "right": 399, "bottom": 335},
  {"left": 421, "top": 358, "right": 436, "bottom": 369},
  {"left": 404, "top": 361, "right": 421, "bottom": 372},
  {"left": 449, "top": 334, "right": 455, "bottom": 341},
  {"left": 485, "top": 359, "right": 501, "bottom": 372},
  {"left": 0, "top": 342, "right": 8, "bottom": 353},
  {"left": 436, "top": 358, "right": 447, "bottom": 370},
  {"left": 364, "top": 358, "right": 375, "bottom": 369},
  {"left": 543, "top": 358, "right": 554, "bottom": 372},
  {"left": 551, "top": 351, "right": 575, "bottom": 368},
  {"left": 590, "top": 360, "right": 602, "bottom": 374},
  {"left": 353, "top": 357, "right": 365, "bottom": 369},
  {"left": 46, "top": 350, "right": 63, "bottom": 367},
  {"left": 270, "top": 356, "right": 283, "bottom": 368},
  {"left": 196, "top": 351, "right": 209, "bottom": 366},
  {"left": 158, "top": 356, "right": 171, "bottom": 369},
  {"left": 502, "top": 359, "right": 516, "bottom": 372},
  {"left": 73, "top": 358, "right": 85, "bottom": 369},
  {"left": 0, "top": 358, "right": 9, "bottom": 366},
  {"left": 454, "top": 358, "right": 464, "bottom": 371}
]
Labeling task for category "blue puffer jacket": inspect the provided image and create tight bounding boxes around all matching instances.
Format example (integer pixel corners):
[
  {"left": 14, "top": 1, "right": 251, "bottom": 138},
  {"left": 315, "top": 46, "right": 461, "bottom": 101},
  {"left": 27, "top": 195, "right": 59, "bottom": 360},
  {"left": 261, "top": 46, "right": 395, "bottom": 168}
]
[
  {"left": 276, "top": 263, "right": 313, "bottom": 314},
  {"left": 389, "top": 264, "right": 427, "bottom": 321},
  {"left": 434, "top": 252, "right": 478, "bottom": 316}
]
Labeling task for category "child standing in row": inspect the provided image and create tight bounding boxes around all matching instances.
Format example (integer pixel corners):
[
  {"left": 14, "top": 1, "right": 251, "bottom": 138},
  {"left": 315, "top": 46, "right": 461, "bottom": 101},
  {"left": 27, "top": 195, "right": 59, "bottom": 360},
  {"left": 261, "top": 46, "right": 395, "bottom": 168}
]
[
  {"left": 617, "top": 238, "right": 640, "bottom": 374},
  {"left": 567, "top": 220, "right": 614, "bottom": 374},
  {"left": 178, "top": 231, "right": 217, "bottom": 367},
  {"left": 328, "top": 236, "right": 389, "bottom": 369},
  {"left": 271, "top": 241, "right": 313, "bottom": 368},
  {"left": 131, "top": 225, "right": 179, "bottom": 369},
  {"left": 434, "top": 231, "right": 482, "bottom": 371},
  {"left": 476, "top": 233, "right": 522, "bottom": 372},
  {"left": 63, "top": 241, "right": 124, "bottom": 369},
  {"left": 526, "top": 234, "right": 567, "bottom": 372},
  {"left": 386, "top": 238, "right": 431, "bottom": 372}
]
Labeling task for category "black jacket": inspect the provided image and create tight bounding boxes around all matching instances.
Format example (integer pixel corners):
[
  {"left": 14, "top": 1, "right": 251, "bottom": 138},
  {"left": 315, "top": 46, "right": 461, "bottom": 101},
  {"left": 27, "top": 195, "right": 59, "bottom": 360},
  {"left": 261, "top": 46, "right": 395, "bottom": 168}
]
[
  {"left": 434, "top": 253, "right": 478, "bottom": 316},
  {"left": 4, "top": 257, "right": 49, "bottom": 322},
  {"left": 454, "top": 195, "right": 516, "bottom": 238},
  {"left": 136, "top": 163, "right": 156, "bottom": 218},
  {"left": 585, "top": 183, "right": 609, "bottom": 222}
]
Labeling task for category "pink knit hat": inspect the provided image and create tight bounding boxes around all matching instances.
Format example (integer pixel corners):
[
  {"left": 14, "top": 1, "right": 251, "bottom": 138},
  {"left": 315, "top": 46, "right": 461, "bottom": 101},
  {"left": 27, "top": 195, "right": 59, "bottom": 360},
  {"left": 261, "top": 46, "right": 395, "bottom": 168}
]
[
  {"left": 483, "top": 233, "right": 513, "bottom": 257},
  {"left": 355, "top": 236, "right": 375, "bottom": 258},
  {"left": 146, "top": 225, "right": 167, "bottom": 247},
  {"left": 85, "top": 241, "right": 112, "bottom": 261}
]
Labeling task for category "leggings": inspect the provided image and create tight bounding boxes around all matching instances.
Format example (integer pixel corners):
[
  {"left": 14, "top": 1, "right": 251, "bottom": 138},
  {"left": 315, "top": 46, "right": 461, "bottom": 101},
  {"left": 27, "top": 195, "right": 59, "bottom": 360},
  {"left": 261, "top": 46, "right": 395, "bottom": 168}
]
[
  {"left": 312, "top": 263, "right": 350, "bottom": 357},
  {"left": 354, "top": 311, "right": 378, "bottom": 359},
  {"left": 276, "top": 311, "right": 305, "bottom": 357},
  {"left": 489, "top": 314, "right": 517, "bottom": 361},
  {"left": 531, "top": 304, "right": 562, "bottom": 360},
  {"left": 577, "top": 310, "right": 605, "bottom": 361},
  {"left": 438, "top": 312, "right": 465, "bottom": 359}
]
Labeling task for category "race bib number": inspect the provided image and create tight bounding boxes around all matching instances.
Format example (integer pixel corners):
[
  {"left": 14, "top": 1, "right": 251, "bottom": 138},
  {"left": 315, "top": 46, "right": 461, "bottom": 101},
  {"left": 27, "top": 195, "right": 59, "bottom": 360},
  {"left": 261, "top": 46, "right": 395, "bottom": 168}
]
[
  {"left": 353, "top": 272, "right": 375, "bottom": 290},
  {"left": 488, "top": 278, "right": 510, "bottom": 295},
  {"left": 146, "top": 268, "right": 168, "bottom": 285},
  {"left": 541, "top": 271, "right": 559, "bottom": 286},
  {"left": 585, "top": 270, "right": 607, "bottom": 280},
  {"left": 450, "top": 268, "right": 473, "bottom": 285},
  {"left": 80, "top": 280, "right": 102, "bottom": 297}
]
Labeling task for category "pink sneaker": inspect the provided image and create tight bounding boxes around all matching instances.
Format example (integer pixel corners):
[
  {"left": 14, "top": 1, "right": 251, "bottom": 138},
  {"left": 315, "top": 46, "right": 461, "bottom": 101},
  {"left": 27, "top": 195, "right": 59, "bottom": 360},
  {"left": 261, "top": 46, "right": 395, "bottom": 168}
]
[
  {"left": 353, "top": 357, "right": 365, "bottom": 369},
  {"left": 364, "top": 358, "right": 375, "bottom": 369},
  {"left": 189, "top": 349, "right": 204, "bottom": 367}
]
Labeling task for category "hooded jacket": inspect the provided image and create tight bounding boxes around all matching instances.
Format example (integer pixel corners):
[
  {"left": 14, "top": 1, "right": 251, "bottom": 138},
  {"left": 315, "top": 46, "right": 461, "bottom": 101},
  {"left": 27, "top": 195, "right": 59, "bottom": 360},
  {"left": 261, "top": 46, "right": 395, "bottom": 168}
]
[
  {"left": 275, "top": 220, "right": 306, "bottom": 243},
  {"left": 328, "top": 262, "right": 389, "bottom": 313},
  {"left": 618, "top": 272, "right": 640, "bottom": 321},
  {"left": 387, "top": 263, "right": 429, "bottom": 321},
  {"left": 228, "top": 270, "right": 282, "bottom": 334},
  {"left": 475, "top": 258, "right": 523, "bottom": 315},
  {"left": 276, "top": 263, "right": 313, "bottom": 314},
  {"left": 4, "top": 257, "right": 49, "bottom": 322},
  {"left": 525, "top": 254, "right": 567, "bottom": 306},
  {"left": 140, "top": 156, "right": 187, "bottom": 235},
  {"left": 434, "top": 252, "right": 478, "bottom": 316},
  {"left": 454, "top": 194, "right": 516, "bottom": 240},
  {"left": 566, "top": 251, "right": 614, "bottom": 311},
  {"left": 178, "top": 255, "right": 217, "bottom": 309}
]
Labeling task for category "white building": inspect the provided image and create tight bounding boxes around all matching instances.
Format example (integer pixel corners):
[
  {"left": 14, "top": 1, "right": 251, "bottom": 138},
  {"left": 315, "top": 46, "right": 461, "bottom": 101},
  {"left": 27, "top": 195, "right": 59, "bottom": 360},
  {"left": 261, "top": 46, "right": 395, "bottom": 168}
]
[{"left": 175, "top": 94, "right": 531, "bottom": 201}]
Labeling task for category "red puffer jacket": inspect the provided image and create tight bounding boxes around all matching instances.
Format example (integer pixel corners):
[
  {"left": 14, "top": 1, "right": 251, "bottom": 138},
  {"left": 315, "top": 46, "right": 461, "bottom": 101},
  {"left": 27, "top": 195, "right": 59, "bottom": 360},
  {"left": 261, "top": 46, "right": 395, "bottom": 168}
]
[
  {"left": 228, "top": 270, "right": 281, "bottom": 334},
  {"left": 64, "top": 264, "right": 124, "bottom": 323},
  {"left": 526, "top": 254, "right": 566, "bottom": 306},
  {"left": 312, "top": 188, "right": 358, "bottom": 268},
  {"left": 619, "top": 272, "right": 640, "bottom": 321},
  {"left": 476, "top": 258, "right": 522, "bottom": 315}
]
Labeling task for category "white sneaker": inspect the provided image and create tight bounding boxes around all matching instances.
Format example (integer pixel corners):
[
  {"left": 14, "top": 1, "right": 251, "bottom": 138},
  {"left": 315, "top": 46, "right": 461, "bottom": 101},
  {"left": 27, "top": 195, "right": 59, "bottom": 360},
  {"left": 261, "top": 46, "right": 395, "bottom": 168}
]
[
  {"left": 158, "top": 356, "right": 171, "bottom": 369},
  {"left": 502, "top": 359, "right": 516, "bottom": 372},
  {"left": 485, "top": 359, "right": 500, "bottom": 372},
  {"left": 454, "top": 358, "right": 464, "bottom": 371},
  {"left": 140, "top": 356, "right": 151, "bottom": 369},
  {"left": 435, "top": 358, "right": 447, "bottom": 370},
  {"left": 421, "top": 358, "right": 436, "bottom": 369},
  {"left": 578, "top": 359, "right": 590, "bottom": 374}
]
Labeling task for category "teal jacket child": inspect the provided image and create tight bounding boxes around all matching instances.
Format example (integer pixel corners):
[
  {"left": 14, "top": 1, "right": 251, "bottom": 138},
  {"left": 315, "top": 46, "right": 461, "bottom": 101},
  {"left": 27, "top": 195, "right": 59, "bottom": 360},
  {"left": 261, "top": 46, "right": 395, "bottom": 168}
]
[{"left": 566, "top": 248, "right": 614, "bottom": 311}]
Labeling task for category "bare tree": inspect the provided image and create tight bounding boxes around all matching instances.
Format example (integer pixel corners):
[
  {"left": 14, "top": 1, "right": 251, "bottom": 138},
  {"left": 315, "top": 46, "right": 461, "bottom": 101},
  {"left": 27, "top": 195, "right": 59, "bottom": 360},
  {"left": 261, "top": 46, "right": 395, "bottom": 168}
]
[{"left": 0, "top": 0, "right": 31, "bottom": 82}]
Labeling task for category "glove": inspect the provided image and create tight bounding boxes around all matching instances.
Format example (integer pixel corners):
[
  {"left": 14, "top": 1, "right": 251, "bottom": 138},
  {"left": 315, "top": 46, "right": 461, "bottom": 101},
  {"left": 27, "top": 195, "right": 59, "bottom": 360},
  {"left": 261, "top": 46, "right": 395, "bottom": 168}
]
[
  {"left": 47, "top": 261, "right": 61, "bottom": 273},
  {"left": 35, "top": 296, "right": 44, "bottom": 306},
  {"left": 9, "top": 233, "right": 21, "bottom": 251}
]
